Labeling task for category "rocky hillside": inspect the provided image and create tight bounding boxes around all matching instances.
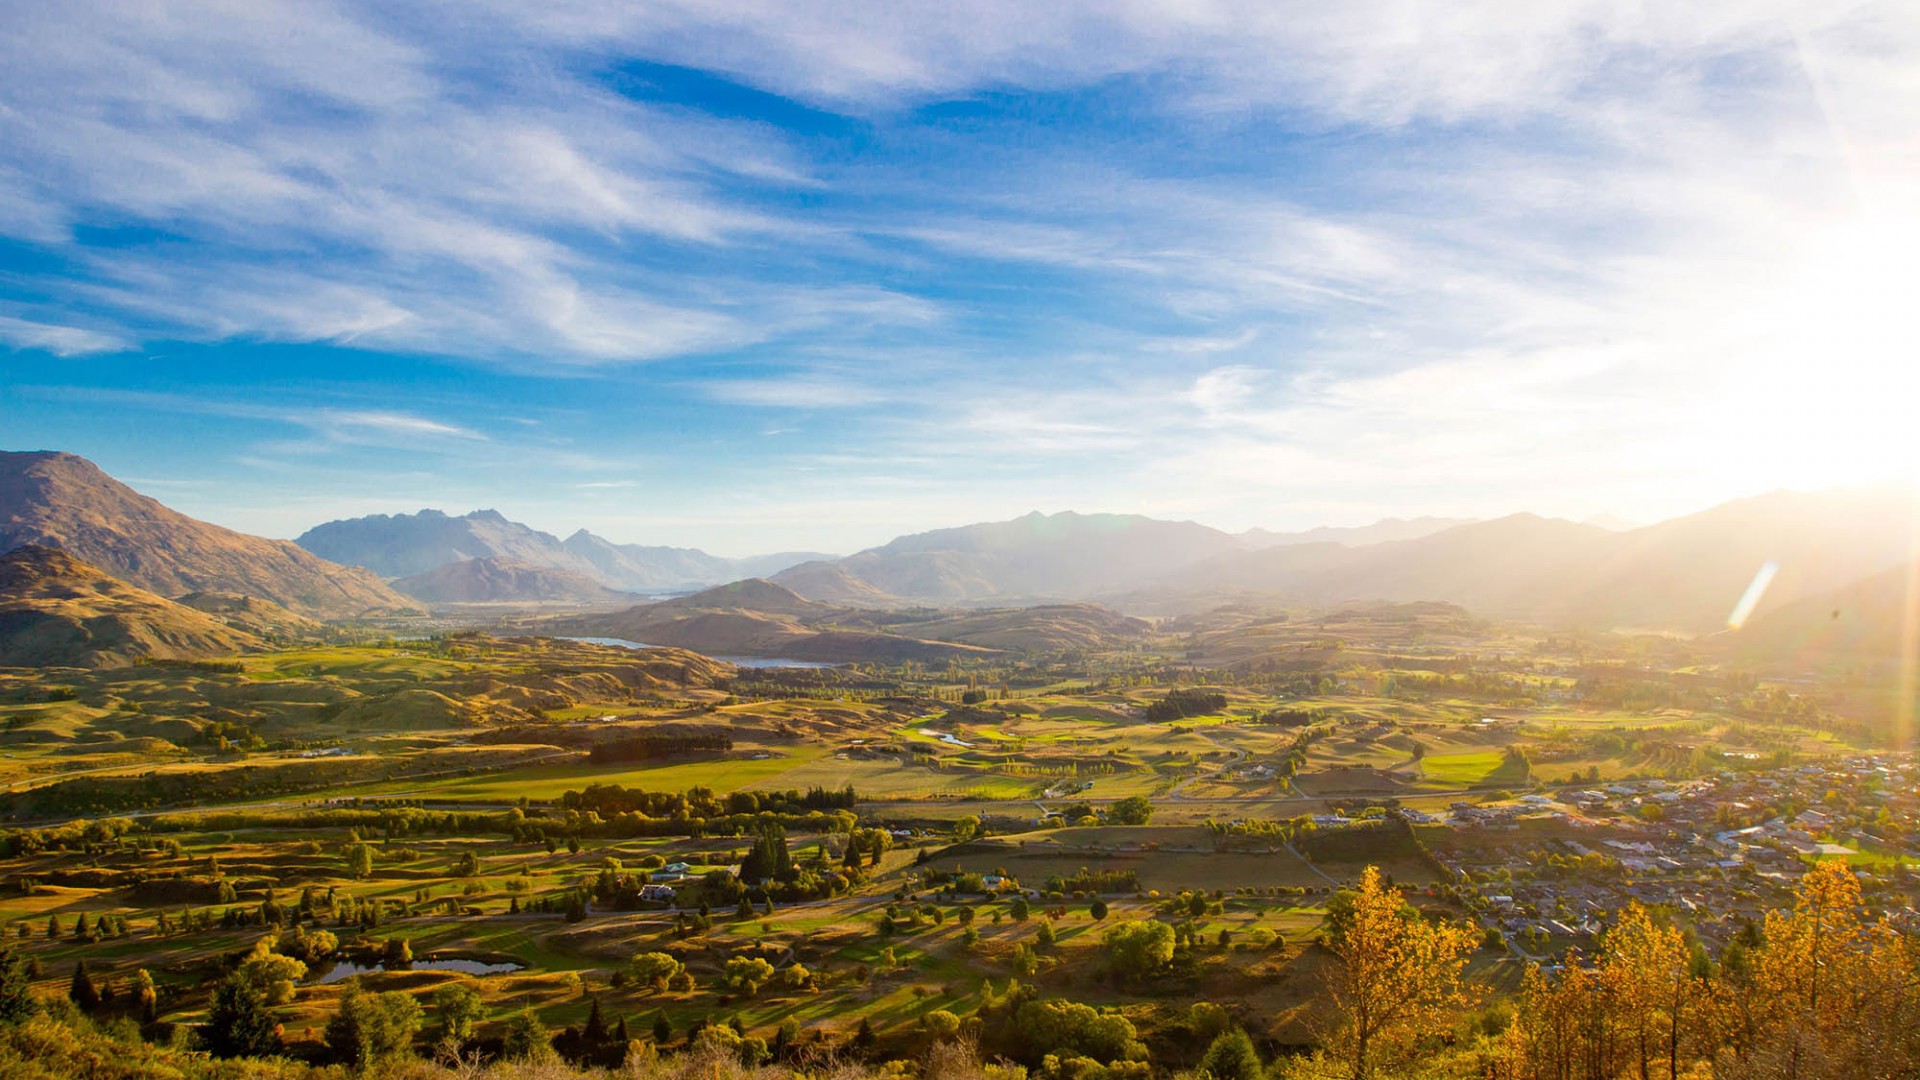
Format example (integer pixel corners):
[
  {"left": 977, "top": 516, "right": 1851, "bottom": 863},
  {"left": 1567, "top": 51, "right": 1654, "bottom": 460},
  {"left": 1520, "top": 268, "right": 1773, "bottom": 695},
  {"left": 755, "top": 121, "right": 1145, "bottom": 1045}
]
[
  {"left": 0, "top": 451, "right": 414, "bottom": 619},
  {"left": 0, "top": 545, "right": 262, "bottom": 667}
]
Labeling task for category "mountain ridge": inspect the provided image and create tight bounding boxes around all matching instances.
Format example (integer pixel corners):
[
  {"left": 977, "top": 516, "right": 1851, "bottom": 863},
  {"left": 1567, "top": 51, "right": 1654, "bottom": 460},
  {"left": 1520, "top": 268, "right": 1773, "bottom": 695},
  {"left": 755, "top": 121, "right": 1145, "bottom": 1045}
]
[
  {"left": 0, "top": 544, "right": 263, "bottom": 667},
  {"left": 0, "top": 451, "right": 413, "bottom": 619},
  {"left": 297, "top": 508, "right": 830, "bottom": 592}
]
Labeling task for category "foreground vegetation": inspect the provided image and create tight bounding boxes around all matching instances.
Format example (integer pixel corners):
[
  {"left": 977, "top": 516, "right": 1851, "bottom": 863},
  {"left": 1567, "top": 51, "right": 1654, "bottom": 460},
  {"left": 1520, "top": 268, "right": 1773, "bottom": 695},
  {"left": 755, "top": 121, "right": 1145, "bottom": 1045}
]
[
  {"left": 0, "top": 605, "right": 1911, "bottom": 1078},
  {"left": 0, "top": 860, "right": 1914, "bottom": 1079}
]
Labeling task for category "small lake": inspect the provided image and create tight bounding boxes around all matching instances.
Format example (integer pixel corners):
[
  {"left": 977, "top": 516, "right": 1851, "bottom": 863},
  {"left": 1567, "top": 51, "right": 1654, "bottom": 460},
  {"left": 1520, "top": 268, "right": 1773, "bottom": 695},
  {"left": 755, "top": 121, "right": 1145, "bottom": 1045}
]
[
  {"left": 563, "top": 636, "right": 841, "bottom": 669},
  {"left": 926, "top": 731, "right": 972, "bottom": 748},
  {"left": 316, "top": 958, "right": 523, "bottom": 984}
]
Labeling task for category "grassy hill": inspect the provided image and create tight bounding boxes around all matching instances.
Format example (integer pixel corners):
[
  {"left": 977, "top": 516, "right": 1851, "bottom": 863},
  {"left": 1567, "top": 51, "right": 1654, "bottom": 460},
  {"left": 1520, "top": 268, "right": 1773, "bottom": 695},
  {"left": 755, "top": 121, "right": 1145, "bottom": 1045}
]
[{"left": 0, "top": 545, "right": 262, "bottom": 667}]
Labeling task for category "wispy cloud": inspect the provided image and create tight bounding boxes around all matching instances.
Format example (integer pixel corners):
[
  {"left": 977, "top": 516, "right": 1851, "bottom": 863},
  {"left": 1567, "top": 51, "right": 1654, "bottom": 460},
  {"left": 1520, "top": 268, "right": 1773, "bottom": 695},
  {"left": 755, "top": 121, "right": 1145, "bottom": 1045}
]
[
  {"left": 2, "top": 1, "right": 1916, "bottom": 549},
  {"left": 0, "top": 316, "right": 128, "bottom": 357}
]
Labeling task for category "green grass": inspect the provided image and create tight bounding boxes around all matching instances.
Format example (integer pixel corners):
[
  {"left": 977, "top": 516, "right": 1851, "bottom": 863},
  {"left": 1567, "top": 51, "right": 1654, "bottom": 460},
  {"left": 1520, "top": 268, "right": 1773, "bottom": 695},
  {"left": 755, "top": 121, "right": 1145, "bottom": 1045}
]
[{"left": 1418, "top": 750, "right": 1505, "bottom": 785}]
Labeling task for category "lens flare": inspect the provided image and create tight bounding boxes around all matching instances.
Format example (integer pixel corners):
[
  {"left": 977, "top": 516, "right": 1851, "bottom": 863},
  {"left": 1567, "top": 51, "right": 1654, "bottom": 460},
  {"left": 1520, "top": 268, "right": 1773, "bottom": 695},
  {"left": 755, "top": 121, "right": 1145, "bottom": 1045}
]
[{"left": 1726, "top": 561, "right": 1779, "bottom": 630}]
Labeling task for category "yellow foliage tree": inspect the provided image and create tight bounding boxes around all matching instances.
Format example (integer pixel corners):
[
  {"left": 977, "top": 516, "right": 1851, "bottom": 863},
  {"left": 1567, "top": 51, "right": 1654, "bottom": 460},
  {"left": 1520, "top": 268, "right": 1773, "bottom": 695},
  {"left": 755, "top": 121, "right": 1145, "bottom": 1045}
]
[{"left": 1321, "top": 865, "right": 1477, "bottom": 1080}]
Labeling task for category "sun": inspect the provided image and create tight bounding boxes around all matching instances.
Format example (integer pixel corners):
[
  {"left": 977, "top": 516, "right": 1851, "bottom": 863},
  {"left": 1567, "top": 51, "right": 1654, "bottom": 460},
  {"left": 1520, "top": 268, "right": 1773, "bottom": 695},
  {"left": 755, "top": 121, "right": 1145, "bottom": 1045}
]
[{"left": 1698, "top": 213, "right": 1920, "bottom": 494}]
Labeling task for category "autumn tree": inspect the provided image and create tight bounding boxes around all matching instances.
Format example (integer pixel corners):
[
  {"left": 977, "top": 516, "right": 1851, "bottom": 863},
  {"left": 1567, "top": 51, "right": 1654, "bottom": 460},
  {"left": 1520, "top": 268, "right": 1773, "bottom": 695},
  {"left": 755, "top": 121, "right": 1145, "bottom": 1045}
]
[
  {"left": 1319, "top": 865, "right": 1475, "bottom": 1080},
  {"left": 1598, "top": 903, "right": 1694, "bottom": 1080}
]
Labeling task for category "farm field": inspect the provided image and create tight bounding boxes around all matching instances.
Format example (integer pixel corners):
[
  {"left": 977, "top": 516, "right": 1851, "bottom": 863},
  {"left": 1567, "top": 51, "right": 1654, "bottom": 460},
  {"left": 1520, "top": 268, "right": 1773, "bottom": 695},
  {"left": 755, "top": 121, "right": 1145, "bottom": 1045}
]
[{"left": 0, "top": 612, "right": 1880, "bottom": 1074}]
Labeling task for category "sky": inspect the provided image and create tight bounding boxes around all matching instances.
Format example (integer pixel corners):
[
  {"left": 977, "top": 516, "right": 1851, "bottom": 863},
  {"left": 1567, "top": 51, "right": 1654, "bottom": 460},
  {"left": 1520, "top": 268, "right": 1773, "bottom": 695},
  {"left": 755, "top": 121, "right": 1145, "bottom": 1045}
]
[{"left": 2, "top": 1, "right": 1918, "bottom": 556}]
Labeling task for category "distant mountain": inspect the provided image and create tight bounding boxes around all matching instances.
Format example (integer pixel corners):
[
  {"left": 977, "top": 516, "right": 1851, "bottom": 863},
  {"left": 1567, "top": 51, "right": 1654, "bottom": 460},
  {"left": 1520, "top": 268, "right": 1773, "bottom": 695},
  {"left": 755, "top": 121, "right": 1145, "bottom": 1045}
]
[
  {"left": 0, "top": 545, "right": 261, "bottom": 667},
  {"left": 1581, "top": 514, "right": 1640, "bottom": 532},
  {"left": 1154, "top": 489, "right": 1920, "bottom": 632},
  {"left": 551, "top": 579, "right": 991, "bottom": 663},
  {"left": 390, "top": 557, "right": 632, "bottom": 605},
  {"left": 1730, "top": 560, "right": 1917, "bottom": 662},
  {"left": 296, "top": 508, "right": 828, "bottom": 591},
  {"left": 0, "top": 451, "right": 413, "bottom": 619},
  {"left": 1240, "top": 516, "right": 1478, "bottom": 549},
  {"left": 297, "top": 509, "right": 580, "bottom": 579},
  {"left": 1552, "top": 488, "right": 1918, "bottom": 632},
  {"left": 774, "top": 510, "right": 1244, "bottom": 604},
  {"left": 897, "top": 603, "right": 1153, "bottom": 651},
  {"left": 1168, "top": 514, "right": 1615, "bottom": 615},
  {"left": 769, "top": 560, "right": 906, "bottom": 606}
]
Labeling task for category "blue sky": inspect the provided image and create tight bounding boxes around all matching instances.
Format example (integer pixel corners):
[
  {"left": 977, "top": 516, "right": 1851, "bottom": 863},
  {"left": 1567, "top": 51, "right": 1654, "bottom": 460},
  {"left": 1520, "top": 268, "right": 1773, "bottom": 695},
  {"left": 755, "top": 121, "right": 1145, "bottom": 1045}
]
[{"left": 3, "top": 2, "right": 1917, "bottom": 555}]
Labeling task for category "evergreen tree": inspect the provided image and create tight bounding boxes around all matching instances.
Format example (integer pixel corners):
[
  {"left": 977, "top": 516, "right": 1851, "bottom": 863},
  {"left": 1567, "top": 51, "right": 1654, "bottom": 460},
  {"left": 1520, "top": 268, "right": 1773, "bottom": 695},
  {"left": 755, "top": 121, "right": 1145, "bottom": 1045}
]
[
  {"left": 205, "top": 973, "right": 280, "bottom": 1058},
  {"left": 652, "top": 1010, "right": 672, "bottom": 1044},
  {"left": 67, "top": 960, "right": 99, "bottom": 1013},
  {"left": 852, "top": 1016, "right": 876, "bottom": 1054},
  {"left": 582, "top": 997, "right": 608, "bottom": 1046},
  {"left": 502, "top": 1007, "right": 553, "bottom": 1061}
]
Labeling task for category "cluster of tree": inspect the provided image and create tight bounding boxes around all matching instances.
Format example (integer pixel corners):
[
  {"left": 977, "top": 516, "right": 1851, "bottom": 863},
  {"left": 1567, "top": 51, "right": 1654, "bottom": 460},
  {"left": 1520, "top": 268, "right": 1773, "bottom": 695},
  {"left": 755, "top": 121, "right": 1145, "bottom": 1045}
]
[
  {"left": 1041, "top": 868, "right": 1140, "bottom": 894},
  {"left": 560, "top": 783, "right": 856, "bottom": 817},
  {"left": 586, "top": 731, "right": 733, "bottom": 764},
  {"left": 1144, "top": 688, "right": 1229, "bottom": 722}
]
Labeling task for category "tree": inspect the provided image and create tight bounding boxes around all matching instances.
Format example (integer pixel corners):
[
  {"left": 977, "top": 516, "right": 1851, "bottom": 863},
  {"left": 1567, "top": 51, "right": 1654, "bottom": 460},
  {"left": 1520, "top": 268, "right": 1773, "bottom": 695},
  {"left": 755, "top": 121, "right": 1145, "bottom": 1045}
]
[
  {"left": 1108, "top": 796, "right": 1154, "bottom": 826},
  {"left": 1104, "top": 920, "right": 1176, "bottom": 984},
  {"left": 954, "top": 816, "right": 981, "bottom": 842},
  {"left": 652, "top": 1010, "right": 673, "bottom": 1045},
  {"left": 0, "top": 946, "right": 30, "bottom": 1024},
  {"left": 324, "top": 981, "right": 422, "bottom": 1068},
  {"left": 236, "top": 937, "right": 306, "bottom": 1007},
  {"left": 433, "top": 982, "right": 487, "bottom": 1044},
  {"left": 1198, "top": 1028, "right": 1263, "bottom": 1080},
  {"left": 1320, "top": 866, "right": 1476, "bottom": 1080},
  {"left": 345, "top": 842, "right": 374, "bottom": 879},
  {"left": 205, "top": 972, "right": 281, "bottom": 1059},
  {"left": 67, "top": 960, "right": 99, "bottom": 1013},
  {"left": 852, "top": 1016, "right": 876, "bottom": 1054},
  {"left": 133, "top": 968, "right": 158, "bottom": 1024},
  {"left": 1010, "top": 895, "right": 1031, "bottom": 921},
  {"left": 631, "top": 951, "right": 685, "bottom": 990},
  {"left": 503, "top": 1007, "right": 554, "bottom": 1062},
  {"left": 381, "top": 936, "right": 413, "bottom": 969},
  {"left": 1599, "top": 903, "right": 1692, "bottom": 1080},
  {"left": 1036, "top": 920, "right": 1057, "bottom": 948},
  {"left": 722, "top": 956, "right": 776, "bottom": 996},
  {"left": 1089, "top": 897, "right": 1109, "bottom": 921}
]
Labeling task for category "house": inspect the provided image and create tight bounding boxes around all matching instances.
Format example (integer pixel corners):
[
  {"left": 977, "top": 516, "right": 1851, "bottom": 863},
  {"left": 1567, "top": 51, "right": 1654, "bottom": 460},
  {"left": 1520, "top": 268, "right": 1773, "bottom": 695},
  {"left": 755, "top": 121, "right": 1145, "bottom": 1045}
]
[
  {"left": 639, "top": 884, "right": 676, "bottom": 902},
  {"left": 662, "top": 862, "right": 691, "bottom": 875}
]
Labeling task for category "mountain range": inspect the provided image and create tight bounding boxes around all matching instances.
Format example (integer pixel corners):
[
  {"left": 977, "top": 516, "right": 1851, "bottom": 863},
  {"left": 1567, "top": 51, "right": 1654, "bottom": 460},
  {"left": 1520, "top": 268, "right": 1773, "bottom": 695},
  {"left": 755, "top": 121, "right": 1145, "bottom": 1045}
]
[
  {"left": 764, "top": 493, "right": 1919, "bottom": 637},
  {"left": 0, "top": 451, "right": 412, "bottom": 619},
  {"left": 547, "top": 578, "right": 1154, "bottom": 660},
  {"left": 4, "top": 450, "right": 1916, "bottom": 659},
  {"left": 295, "top": 508, "right": 829, "bottom": 596}
]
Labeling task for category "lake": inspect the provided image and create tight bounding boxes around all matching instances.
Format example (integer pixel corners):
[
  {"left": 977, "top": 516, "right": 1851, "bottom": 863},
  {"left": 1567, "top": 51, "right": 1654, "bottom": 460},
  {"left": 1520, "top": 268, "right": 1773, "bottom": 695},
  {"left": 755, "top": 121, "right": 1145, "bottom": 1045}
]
[
  {"left": 316, "top": 958, "right": 523, "bottom": 984},
  {"left": 563, "top": 636, "right": 841, "bottom": 669}
]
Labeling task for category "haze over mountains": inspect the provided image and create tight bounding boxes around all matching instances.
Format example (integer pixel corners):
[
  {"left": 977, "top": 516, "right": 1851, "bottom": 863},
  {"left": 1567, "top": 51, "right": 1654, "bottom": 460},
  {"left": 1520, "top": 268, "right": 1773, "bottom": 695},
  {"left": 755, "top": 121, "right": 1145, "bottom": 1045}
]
[
  {"left": 2, "top": 450, "right": 1916, "bottom": 664},
  {"left": 295, "top": 508, "right": 830, "bottom": 597}
]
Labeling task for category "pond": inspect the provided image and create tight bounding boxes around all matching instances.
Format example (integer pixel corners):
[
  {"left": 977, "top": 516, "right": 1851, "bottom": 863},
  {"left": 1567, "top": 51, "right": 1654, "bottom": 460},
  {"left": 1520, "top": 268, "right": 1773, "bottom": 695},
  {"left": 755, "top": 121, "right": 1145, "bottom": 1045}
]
[
  {"left": 315, "top": 958, "right": 524, "bottom": 984},
  {"left": 562, "top": 636, "right": 842, "bottom": 669}
]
